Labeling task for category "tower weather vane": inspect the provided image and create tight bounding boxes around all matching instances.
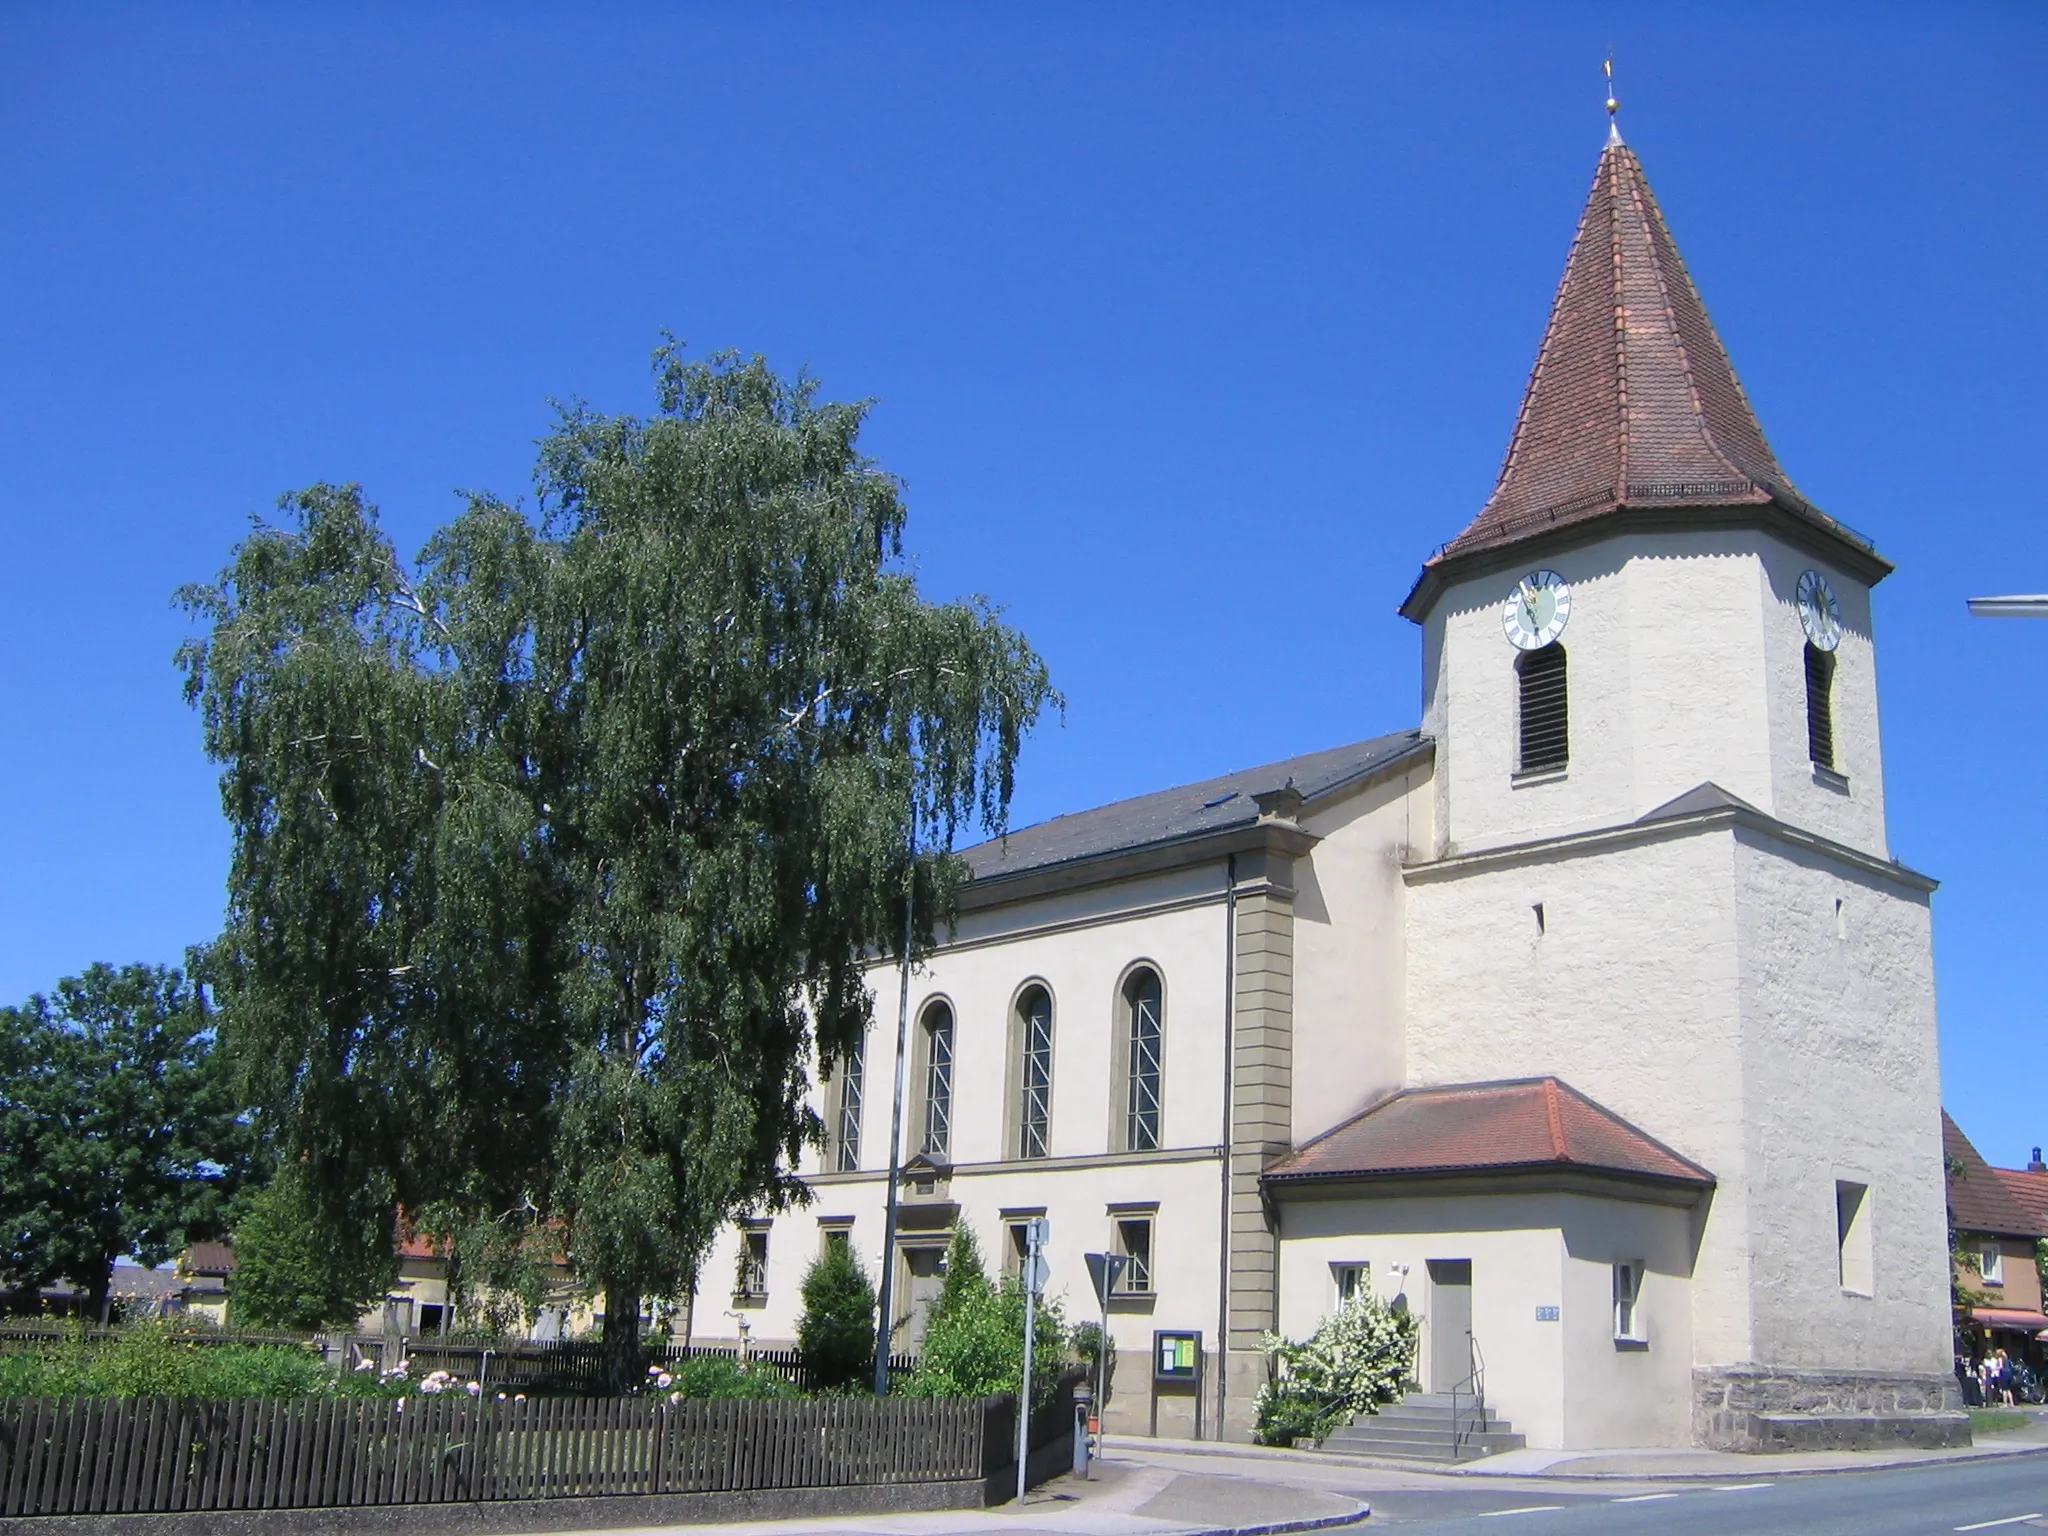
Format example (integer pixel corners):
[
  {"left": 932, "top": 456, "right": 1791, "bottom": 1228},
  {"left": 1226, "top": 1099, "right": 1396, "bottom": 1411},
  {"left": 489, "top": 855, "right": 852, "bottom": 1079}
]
[{"left": 1604, "top": 54, "right": 1621, "bottom": 143}]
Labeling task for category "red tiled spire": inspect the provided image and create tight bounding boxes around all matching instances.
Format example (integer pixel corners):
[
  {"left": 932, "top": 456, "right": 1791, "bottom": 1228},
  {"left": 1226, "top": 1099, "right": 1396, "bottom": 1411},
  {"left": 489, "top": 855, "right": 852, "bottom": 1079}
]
[{"left": 1402, "top": 133, "right": 1885, "bottom": 619}]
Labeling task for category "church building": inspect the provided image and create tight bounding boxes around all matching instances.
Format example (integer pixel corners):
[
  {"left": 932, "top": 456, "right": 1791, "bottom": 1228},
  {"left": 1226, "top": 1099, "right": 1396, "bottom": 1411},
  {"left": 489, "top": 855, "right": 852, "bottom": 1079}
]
[{"left": 690, "top": 122, "right": 1963, "bottom": 1453}]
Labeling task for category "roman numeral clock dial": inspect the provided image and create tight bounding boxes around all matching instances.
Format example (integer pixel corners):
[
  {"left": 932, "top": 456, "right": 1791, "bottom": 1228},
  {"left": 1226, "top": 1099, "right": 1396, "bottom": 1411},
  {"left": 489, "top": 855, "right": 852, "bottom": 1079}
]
[{"left": 1501, "top": 569, "right": 1572, "bottom": 650}]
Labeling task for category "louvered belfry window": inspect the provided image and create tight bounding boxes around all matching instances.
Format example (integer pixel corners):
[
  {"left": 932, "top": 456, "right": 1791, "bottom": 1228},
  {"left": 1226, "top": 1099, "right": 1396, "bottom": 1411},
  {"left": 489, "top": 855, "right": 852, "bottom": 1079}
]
[
  {"left": 1805, "top": 644, "right": 1835, "bottom": 771},
  {"left": 1516, "top": 643, "right": 1569, "bottom": 773}
]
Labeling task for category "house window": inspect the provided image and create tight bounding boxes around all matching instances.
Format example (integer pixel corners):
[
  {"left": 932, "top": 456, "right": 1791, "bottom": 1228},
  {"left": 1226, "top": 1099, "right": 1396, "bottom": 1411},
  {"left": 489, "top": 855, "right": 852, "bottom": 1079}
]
[
  {"left": 1805, "top": 643, "right": 1835, "bottom": 770},
  {"left": 1516, "top": 644, "right": 1569, "bottom": 773},
  {"left": 920, "top": 1001, "right": 954, "bottom": 1161},
  {"left": 1016, "top": 985, "right": 1054, "bottom": 1160},
  {"left": 1124, "top": 968, "right": 1164, "bottom": 1152},
  {"left": 735, "top": 1226, "right": 770, "bottom": 1300},
  {"left": 1612, "top": 1262, "right": 1645, "bottom": 1343},
  {"left": 1836, "top": 1180, "right": 1872, "bottom": 1294},
  {"left": 1981, "top": 1244, "right": 2005, "bottom": 1286},
  {"left": 1112, "top": 1216, "right": 1154, "bottom": 1295},
  {"left": 820, "top": 1222, "right": 853, "bottom": 1258},
  {"left": 835, "top": 1035, "right": 865, "bottom": 1173},
  {"left": 1332, "top": 1263, "right": 1367, "bottom": 1307},
  {"left": 1006, "top": 1221, "right": 1033, "bottom": 1284}
]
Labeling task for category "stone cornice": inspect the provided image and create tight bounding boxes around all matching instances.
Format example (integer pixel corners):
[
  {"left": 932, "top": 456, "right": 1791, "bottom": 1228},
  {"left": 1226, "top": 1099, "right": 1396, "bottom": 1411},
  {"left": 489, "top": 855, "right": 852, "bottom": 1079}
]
[
  {"left": 1404, "top": 801, "right": 1938, "bottom": 895},
  {"left": 1263, "top": 1162, "right": 1712, "bottom": 1210},
  {"left": 801, "top": 1142, "right": 1224, "bottom": 1188}
]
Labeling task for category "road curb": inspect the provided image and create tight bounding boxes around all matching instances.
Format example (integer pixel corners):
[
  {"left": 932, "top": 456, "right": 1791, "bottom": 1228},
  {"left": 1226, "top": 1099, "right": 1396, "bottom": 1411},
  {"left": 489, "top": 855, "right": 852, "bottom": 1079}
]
[{"left": 1183, "top": 1505, "right": 1369, "bottom": 1536}]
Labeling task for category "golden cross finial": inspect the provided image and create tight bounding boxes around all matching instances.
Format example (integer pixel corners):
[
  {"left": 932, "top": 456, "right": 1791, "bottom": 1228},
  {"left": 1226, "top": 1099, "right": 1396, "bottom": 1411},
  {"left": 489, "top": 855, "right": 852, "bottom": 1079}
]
[{"left": 1604, "top": 54, "right": 1622, "bottom": 144}]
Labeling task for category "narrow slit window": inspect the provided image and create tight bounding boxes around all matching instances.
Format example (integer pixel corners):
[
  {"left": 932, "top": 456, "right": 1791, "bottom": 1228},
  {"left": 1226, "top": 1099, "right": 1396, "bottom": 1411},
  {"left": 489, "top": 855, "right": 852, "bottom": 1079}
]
[
  {"left": 1805, "top": 643, "right": 1835, "bottom": 770},
  {"left": 1612, "top": 1261, "right": 1644, "bottom": 1342},
  {"left": 1017, "top": 986, "right": 1054, "bottom": 1160},
  {"left": 921, "top": 1002, "right": 953, "bottom": 1161},
  {"left": 835, "top": 1035, "right": 865, "bottom": 1172},
  {"left": 1517, "top": 643, "right": 1569, "bottom": 773},
  {"left": 1124, "top": 969, "right": 1163, "bottom": 1152},
  {"left": 1836, "top": 1181, "right": 1872, "bottom": 1294}
]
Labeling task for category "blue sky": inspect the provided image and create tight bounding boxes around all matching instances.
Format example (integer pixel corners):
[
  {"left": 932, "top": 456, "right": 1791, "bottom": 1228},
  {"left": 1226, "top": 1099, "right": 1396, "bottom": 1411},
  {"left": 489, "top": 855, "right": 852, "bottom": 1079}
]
[{"left": 2, "top": 4, "right": 2043, "bottom": 1162}]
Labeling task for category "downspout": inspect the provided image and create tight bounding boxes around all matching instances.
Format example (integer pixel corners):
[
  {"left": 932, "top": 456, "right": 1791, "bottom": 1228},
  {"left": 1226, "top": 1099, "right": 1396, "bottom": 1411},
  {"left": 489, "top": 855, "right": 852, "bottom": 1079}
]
[{"left": 1214, "top": 853, "right": 1237, "bottom": 1438}]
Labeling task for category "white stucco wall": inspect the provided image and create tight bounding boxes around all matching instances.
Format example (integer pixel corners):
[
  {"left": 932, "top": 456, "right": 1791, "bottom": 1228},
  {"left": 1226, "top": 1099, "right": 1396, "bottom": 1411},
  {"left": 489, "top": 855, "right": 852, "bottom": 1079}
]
[
  {"left": 1277, "top": 1190, "right": 1696, "bottom": 1449},
  {"left": 1290, "top": 765, "right": 1429, "bottom": 1144},
  {"left": 1418, "top": 530, "right": 1886, "bottom": 858},
  {"left": 1731, "top": 830, "right": 1947, "bottom": 1373}
]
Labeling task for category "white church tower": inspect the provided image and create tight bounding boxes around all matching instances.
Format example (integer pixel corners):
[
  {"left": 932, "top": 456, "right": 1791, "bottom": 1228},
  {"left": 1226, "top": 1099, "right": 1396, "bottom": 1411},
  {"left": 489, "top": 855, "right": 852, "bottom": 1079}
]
[{"left": 1391, "top": 126, "right": 1960, "bottom": 1447}]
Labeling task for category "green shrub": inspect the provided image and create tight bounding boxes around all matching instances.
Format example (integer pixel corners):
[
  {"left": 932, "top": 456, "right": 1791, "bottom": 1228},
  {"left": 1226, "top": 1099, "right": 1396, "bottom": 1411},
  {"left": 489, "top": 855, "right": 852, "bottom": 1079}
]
[
  {"left": 655, "top": 1354, "right": 798, "bottom": 1399},
  {"left": 796, "top": 1243, "right": 875, "bottom": 1392},
  {"left": 1253, "top": 1281, "right": 1418, "bottom": 1446},
  {"left": 0, "top": 1322, "right": 373, "bottom": 1398},
  {"left": 230, "top": 1167, "right": 397, "bottom": 1331},
  {"left": 905, "top": 1275, "right": 1067, "bottom": 1404},
  {"left": 1070, "top": 1320, "right": 1116, "bottom": 1407}
]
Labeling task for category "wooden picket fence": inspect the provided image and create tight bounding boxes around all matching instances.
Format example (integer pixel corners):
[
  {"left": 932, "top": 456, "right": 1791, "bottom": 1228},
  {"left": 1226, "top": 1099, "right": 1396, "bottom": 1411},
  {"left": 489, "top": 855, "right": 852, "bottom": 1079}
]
[
  {"left": 391, "top": 1340, "right": 920, "bottom": 1397},
  {"left": 0, "top": 1392, "right": 1003, "bottom": 1517}
]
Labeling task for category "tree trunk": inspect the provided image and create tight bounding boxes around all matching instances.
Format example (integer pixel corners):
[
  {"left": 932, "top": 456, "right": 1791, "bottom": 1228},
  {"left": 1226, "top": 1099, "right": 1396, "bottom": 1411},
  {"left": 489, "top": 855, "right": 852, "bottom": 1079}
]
[{"left": 601, "top": 1279, "right": 644, "bottom": 1395}]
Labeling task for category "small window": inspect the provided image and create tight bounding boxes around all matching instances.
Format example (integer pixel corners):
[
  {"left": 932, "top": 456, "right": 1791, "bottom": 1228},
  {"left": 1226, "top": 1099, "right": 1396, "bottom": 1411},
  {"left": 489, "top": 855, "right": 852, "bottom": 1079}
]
[
  {"left": 1113, "top": 1217, "right": 1154, "bottom": 1295},
  {"left": 1805, "top": 643, "right": 1835, "bottom": 770},
  {"left": 1517, "top": 644, "right": 1569, "bottom": 774},
  {"left": 1981, "top": 1245, "right": 2005, "bottom": 1286},
  {"left": 834, "top": 1035, "right": 865, "bottom": 1173},
  {"left": 1006, "top": 1221, "right": 1033, "bottom": 1285},
  {"left": 1612, "top": 1261, "right": 1645, "bottom": 1343},
  {"left": 920, "top": 1002, "right": 954, "bottom": 1160},
  {"left": 1331, "top": 1263, "right": 1367, "bottom": 1307},
  {"left": 1016, "top": 985, "right": 1054, "bottom": 1160},
  {"left": 820, "top": 1223, "right": 852, "bottom": 1257},
  {"left": 1836, "top": 1181, "right": 1872, "bottom": 1294},
  {"left": 735, "top": 1226, "right": 770, "bottom": 1300},
  {"left": 1123, "top": 969, "right": 1164, "bottom": 1152}
]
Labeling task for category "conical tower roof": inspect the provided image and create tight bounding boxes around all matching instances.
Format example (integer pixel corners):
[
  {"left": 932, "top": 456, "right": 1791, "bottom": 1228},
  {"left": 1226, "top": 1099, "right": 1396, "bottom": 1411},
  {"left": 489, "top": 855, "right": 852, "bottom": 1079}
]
[{"left": 1402, "top": 132, "right": 1886, "bottom": 620}]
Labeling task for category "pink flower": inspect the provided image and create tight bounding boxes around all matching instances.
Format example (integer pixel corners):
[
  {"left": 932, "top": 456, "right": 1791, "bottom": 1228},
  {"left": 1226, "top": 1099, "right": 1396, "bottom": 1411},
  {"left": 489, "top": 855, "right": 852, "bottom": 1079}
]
[
  {"left": 464, "top": 1381, "right": 482, "bottom": 1397},
  {"left": 655, "top": 1373, "right": 672, "bottom": 1389}
]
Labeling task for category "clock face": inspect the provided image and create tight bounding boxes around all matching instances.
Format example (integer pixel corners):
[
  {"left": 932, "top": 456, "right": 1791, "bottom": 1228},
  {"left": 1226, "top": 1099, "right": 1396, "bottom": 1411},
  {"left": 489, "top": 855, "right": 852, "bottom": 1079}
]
[
  {"left": 1501, "top": 570, "right": 1572, "bottom": 651},
  {"left": 1797, "top": 570, "right": 1842, "bottom": 652}
]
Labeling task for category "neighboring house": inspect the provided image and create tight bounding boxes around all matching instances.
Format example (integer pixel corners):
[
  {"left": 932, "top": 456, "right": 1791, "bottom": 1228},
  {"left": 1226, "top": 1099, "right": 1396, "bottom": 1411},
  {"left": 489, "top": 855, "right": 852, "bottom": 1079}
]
[
  {"left": 685, "top": 121, "right": 1961, "bottom": 1452},
  {"left": 1943, "top": 1117, "right": 2048, "bottom": 1357},
  {"left": 175, "top": 1242, "right": 236, "bottom": 1326},
  {"left": 111, "top": 1263, "right": 184, "bottom": 1320}
]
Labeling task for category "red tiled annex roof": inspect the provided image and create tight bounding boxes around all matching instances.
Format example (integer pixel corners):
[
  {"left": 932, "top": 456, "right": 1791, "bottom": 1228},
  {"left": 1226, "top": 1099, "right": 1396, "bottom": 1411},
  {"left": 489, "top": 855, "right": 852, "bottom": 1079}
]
[
  {"left": 1996, "top": 1167, "right": 2048, "bottom": 1235},
  {"left": 1401, "top": 133, "right": 1884, "bottom": 620},
  {"left": 182, "top": 1241, "right": 236, "bottom": 1275},
  {"left": 1944, "top": 1112, "right": 2047, "bottom": 1239},
  {"left": 1264, "top": 1077, "right": 1713, "bottom": 1190}
]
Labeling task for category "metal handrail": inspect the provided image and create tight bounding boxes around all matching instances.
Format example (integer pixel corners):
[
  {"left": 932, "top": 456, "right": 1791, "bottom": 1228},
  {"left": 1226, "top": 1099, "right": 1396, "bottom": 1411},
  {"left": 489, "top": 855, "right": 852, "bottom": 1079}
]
[{"left": 1447, "top": 1333, "right": 1486, "bottom": 1456}]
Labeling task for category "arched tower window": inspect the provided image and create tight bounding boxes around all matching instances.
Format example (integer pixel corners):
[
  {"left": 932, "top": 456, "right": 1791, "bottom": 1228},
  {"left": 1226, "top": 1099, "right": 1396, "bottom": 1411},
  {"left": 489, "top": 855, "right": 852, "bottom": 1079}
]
[
  {"left": 1805, "top": 644, "right": 1835, "bottom": 771},
  {"left": 919, "top": 1001, "right": 953, "bottom": 1161},
  {"left": 1516, "top": 643, "right": 1569, "bottom": 773},
  {"left": 1123, "top": 969, "right": 1163, "bottom": 1152},
  {"left": 1016, "top": 985, "right": 1054, "bottom": 1160}
]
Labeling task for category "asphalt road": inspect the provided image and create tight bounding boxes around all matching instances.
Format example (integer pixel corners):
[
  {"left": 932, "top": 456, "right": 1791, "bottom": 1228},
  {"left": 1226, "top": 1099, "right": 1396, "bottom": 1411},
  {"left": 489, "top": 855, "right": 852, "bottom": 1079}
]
[{"left": 1339, "top": 1453, "right": 2048, "bottom": 1534}]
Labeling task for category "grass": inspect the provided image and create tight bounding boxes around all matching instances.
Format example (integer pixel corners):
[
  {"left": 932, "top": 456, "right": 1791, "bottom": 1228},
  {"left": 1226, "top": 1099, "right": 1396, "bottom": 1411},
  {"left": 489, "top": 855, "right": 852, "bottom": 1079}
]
[{"left": 1969, "top": 1408, "right": 2029, "bottom": 1435}]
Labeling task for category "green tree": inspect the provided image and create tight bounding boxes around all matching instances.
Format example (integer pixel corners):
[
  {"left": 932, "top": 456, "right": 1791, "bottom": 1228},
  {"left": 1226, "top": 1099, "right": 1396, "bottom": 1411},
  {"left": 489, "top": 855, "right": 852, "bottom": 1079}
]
[
  {"left": 179, "top": 345, "right": 1055, "bottom": 1390},
  {"left": 906, "top": 1278, "right": 1068, "bottom": 1403},
  {"left": 229, "top": 1164, "right": 397, "bottom": 1331},
  {"left": 796, "top": 1242, "right": 876, "bottom": 1391},
  {"left": 0, "top": 961, "right": 250, "bottom": 1317},
  {"left": 931, "top": 1221, "right": 991, "bottom": 1329}
]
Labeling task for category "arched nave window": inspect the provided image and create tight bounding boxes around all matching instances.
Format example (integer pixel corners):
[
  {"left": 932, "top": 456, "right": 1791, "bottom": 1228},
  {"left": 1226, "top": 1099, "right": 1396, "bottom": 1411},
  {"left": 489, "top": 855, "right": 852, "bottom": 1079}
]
[
  {"left": 919, "top": 1000, "right": 954, "bottom": 1161},
  {"left": 1015, "top": 985, "right": 1054, "bottom": 1160},
  {"left": 1123, "top": 968, "right": 1163, "bottom": 1152}
]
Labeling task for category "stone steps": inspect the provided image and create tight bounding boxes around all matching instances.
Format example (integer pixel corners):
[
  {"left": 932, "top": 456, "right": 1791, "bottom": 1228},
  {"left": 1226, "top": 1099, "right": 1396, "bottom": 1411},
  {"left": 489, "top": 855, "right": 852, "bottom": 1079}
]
[{"left": 1318, "top": 1395, "right": 1525, "bottom": 1463}]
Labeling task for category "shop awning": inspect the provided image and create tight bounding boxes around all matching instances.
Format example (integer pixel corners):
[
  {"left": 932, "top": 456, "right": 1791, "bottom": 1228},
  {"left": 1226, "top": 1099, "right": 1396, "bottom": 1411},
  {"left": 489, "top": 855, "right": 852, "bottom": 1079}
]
[{"left": 1967, "top": 1307, "right": 2048, "bottom": 1334}]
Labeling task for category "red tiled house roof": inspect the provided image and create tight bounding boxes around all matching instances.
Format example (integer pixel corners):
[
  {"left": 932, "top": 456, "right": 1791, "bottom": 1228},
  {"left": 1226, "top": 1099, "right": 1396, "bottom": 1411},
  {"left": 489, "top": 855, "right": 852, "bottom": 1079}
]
[
  {"left": 1401, "top": 132, "right": 1885, "bottom": 620},
  {"left": 1944, "top": 1112, "right": 2047, "bottom": 1239},
  {"left": 1996, "top": 1167, "right": 2048, "bottom": 1235},
  {"left": 1264, "top": 1077, "right": 1713, "bottom": 1194}
]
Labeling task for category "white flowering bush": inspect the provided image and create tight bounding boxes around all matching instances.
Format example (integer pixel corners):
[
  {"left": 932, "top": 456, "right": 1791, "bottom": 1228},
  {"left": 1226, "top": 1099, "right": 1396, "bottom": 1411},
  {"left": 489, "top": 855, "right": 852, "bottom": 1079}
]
[{"left": 1253, "top": 1280, "right": 1418, "bottom": 1446}]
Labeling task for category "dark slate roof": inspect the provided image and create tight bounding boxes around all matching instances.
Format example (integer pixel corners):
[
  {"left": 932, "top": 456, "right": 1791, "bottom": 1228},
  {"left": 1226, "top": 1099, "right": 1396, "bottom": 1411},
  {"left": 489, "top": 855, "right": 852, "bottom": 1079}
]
[
  {"left": 1946, "top": 1113, "right": 2048, "bottom": 1238},
  {"left": 960, "top": 730, "right": 1428, "bottom": 883},
  {"left": 1265, "top": 1077, "right": 1714, "bottom": 1190},
  {"left": 1638, "top": 781, "right": 1763, "bottom": 824},
  {"left": 1403, "top": 135, "right": 1883, "bottom": 618}
]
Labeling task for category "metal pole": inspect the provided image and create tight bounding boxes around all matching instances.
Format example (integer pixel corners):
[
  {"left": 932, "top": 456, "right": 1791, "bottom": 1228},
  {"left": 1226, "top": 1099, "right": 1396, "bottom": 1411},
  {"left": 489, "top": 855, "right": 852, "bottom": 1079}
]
[
  {"left": 871, "top": 811, "right": 917, "bottom": 1396},
  {"left": 1017, "top": 1225, "right": 1039, "bottom": 1505}
]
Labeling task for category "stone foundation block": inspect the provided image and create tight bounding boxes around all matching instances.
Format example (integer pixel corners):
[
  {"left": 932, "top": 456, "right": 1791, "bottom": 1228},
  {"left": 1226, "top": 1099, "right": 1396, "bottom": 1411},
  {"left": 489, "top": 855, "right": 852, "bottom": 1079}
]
[{"left": 1693, "top": 1366, "right": 1970, "bottom": 1452}]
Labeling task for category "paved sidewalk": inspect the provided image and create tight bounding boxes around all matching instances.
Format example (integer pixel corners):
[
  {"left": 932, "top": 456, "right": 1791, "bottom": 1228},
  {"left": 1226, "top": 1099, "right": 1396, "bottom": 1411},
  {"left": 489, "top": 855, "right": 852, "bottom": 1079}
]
[
  {"left": 1107, "top": 1412, "right": 2048, "bottom": 1481},
  {"left": 538, "top": 1457, "right": 1364, "bottom": 1536}
]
